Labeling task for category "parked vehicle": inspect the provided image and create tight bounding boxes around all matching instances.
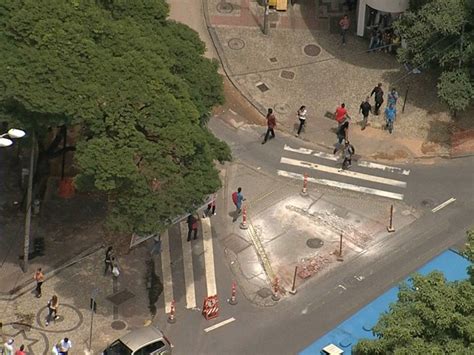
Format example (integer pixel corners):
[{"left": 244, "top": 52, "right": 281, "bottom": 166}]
[{"left": 103, "top": 326, "right": 172, "bottom": 355}]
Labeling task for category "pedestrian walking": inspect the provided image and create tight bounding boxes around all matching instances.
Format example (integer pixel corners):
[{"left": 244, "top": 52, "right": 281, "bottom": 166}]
[
  {"left": 333, "top": 120, "right": 349, "bottom": 154},
  {"left": 359, "top": 97, "right": 372, "bottom": 130},
  {"left": 370, "top": 83, "right": 384, "bottom": 115},
  {"left": 339, "top": 15, "right": 350, "bottom": 45},
  {"left": 3, "top": 339, "right": 14, "bottom": 355},
  {"left": 262, "top": 108, "right": 276, "bottom": 144},
  {"left": 341, "top": 141, "right": 355, "bottom": 170},
  {"left": 111, "top": 257, "right": 120, "bottom": 277},
  {"left": 334, "top": 103, "right": 349, "bottom": 126},
  {"left": 231, "top": 187, "right": 245, "bottom": 222},
  {"left": 57, "top": 338, "right": 72, "bottom": 355},
  {"left": 186, "top": 214, "right": 198, "bottom": 241},
  {"left": 104, "top": 246, "right": 114, "bottom": 276},
  {"left": 203, "top": 194, "right": 217, "bottom": 217},
  {"left": 33, "top": 268, "right": 45, "bottom": 298},
  {"left": 295, "top": 105, "right": 307, "bottom": 137},
  {"left": 45, "top": 295, "right": 59, "bottom": 326},
  {"left": 14, "top": 345, "right": 26, "bottom": 355},
  {"left": 387, "top": 88, "right": 399, "bottom": 107},
  {"left": 384, "top": 104, "right": 397, "bottom": 134}
]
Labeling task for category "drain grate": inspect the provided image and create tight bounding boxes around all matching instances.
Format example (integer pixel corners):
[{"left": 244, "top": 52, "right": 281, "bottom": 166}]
[
  {"left": 256, "top": 82, "right": 269, "bottom": 92},
  {"left": 107, "top": 289, "right": 135, "bottom": 306},
  {"left": 304, "top": 44, "right": 321, "bottom": 57},
  {"left": 269, "top": 57, "right": 278, "bottom": 63},
  {"left": 111, "top": 320, "right": 127, "bottom": 330},
  {"left": 280, "top": 70, "right": 295, "bottom": 80},
  {"left": 228, "top": 38, "right": 245, "bottom": 50},
  {"left": 306, "top": 238, "right": 324, "bottom": 249}
]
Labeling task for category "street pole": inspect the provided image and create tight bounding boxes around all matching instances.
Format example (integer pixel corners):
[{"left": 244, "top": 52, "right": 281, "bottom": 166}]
[
  {"left": 89, "top": 289, "right": 98, "bottom": 352},
  {"left": 263, "top": 0, "right": 269, "bottom": 35},
  {"left": 23, "top": 133, "right": 35, "bottom": 272},
  {"left": 402, "top": 86, "right": 409, "bottom": 114}
]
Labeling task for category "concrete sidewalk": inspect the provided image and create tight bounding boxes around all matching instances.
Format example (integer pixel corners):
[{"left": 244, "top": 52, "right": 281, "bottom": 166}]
[{"left": 203, "top": 0, "right": 473, "bottom": 160}]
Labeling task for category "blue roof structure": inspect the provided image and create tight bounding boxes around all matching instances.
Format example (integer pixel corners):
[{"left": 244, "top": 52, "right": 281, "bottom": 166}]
[{"left": 300, "top": 249, "right": 471, "bottom": 355}]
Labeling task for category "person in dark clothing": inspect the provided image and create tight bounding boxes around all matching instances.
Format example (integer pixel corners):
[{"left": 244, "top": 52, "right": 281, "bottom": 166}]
[
  {"left": 359, "top": 97, "right": 372, "bottom": 130},
  {"left": 370, "top": 83, "right": 384, "bottom": 115},
  {"left": 262, "top": 108, "right": 276, "bottom": 144},
  {"left": 104, "top": 246, "right": 114, "bottom": 276},
  {"left": 295, "top": 105, "right": 307, "bottom": 137},
  {"left": 187, "top": 214, "right": 199, "bottom": 241},
  {"left": 333, "top": 121, "right": 349, "bottom": 154},
  {"left": 342, "top": 141, "right": 355, "bottom": 170}
]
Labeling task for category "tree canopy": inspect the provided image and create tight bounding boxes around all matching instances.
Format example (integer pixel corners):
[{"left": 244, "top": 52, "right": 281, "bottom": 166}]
[
  {"left": 353, "top": 230, "right": 474, "bottom": 354},
  {"left": 394, "top": 0, "right": 474, "bottom": 112},
  {"left": 0, "top": 0, "right": 230, "bottom": 234}
]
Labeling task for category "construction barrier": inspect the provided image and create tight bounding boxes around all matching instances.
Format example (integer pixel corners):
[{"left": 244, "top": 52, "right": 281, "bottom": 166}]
[
  {"left": 240, "top": 206, "right": 249, "bottom": 230},
  {"left": 202, "top": 295, "right": 219, "bottom": 320},
  {"left": 300, "top": 173, "right": 308, "bottom": 197},
  {"left": 167, "top": 300, "right": 176, "bottom": 324},
  {"left": 387, "top": 205, "right": 395, "bottom": 232},
  {"left": 228, "top": 281, "right": 238, "bottom": 305},
  {"left": 271, "top": 277, "right": 280, "bottom": 301},
  {"left": 58, "top": 178, "right": 75, "bottom": 199}
]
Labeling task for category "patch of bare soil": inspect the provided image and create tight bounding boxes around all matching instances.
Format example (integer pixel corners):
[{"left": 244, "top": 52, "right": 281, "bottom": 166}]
[{"left": 370, "top": 149, "right": 409, "bottom": 161}]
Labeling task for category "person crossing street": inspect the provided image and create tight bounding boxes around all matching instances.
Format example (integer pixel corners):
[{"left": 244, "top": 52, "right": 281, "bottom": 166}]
[
  {"left": 262, "top": 108, "right": 276, "bottom": 144},
  {"left": 341, "top": 140, "right": 355, "bottom": 170}
]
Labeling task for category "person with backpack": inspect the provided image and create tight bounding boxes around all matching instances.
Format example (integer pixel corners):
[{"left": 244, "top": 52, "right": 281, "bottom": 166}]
[
  {"left": 46, "top": 295, "right": 59, "bottom": 326},
  {"left": 359, "top": 97, "right": 372, "bottom": 130},
  {"left": 295, "top": 105, "right": 307, "bottom": 137},
  {"left": 333, "top": 120, "right": 349, "bottom": 154},
  {"left": 342, "top": 141, "right": 355, "bottom": 170},
  {"left": 232, "top": 187, "right": 245, "bottom": 215},
  {"left": 370, "top": 83, "right": 384, "bottom": 115},
  {"left": 262, "top": 108, "right": 276, "bottom": 144},
  {"left": 186, "top": 214, "right": 199, "bottom": 241}
]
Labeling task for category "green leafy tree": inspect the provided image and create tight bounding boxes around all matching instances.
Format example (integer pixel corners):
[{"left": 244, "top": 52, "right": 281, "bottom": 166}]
[
  {"left": 0, "top": 0, "right": 230, "bottom": 234},
  {"left": 394, "top": 0, "right": 474, "bottom": 112},
  {"left": 354, "top": 229, "right": 474, "bottom": 354}
]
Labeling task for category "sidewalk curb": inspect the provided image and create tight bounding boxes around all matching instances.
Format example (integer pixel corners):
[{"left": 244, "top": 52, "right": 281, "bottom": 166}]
[{"left": 0, "top": 245, "right": 104, "bottom": 301}]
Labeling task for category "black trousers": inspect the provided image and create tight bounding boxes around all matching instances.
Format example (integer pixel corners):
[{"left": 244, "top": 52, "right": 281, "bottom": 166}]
[
  {"left": 297, "top": 119, "right": 305, "bottom": 135},
  {"left": 187, "top": 227, "right": 197, "bottom": 241},
  {"left": 374, "top": 101, "right": 383, "bottom": 115},
  {"left": 104, "top": 261, "right": 113, "bottom": 275},
  {"left": 205, "top": 205, "right": 216, "bottom": 216},
  {"left": 36, "top": 282, "right": 43, "bottom": 296},
  {"left": 47, "top": 307, "right": 57, "bottom": 322},
  {"left": 263, "top": 128, "right": 275, "bottom": 142}
]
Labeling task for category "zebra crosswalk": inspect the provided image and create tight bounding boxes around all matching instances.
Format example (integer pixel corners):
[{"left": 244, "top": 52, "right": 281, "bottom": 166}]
[
  {"left": 278, "top": 144, "right": 410, "bottom": 200},
  {"left": 158, "top": 218, "right": 218, "bottom": 313}
]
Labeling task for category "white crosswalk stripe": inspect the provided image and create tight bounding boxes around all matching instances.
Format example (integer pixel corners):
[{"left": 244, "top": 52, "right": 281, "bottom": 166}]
[
  {"left": 279, "top": 145, "right": 409, "bottom": 200},
  {"left": 180, "top": 221, "right": 197, "bottom": 309},
  {"left": 160, "top": 230, "right": 174, "bottom": 314}
]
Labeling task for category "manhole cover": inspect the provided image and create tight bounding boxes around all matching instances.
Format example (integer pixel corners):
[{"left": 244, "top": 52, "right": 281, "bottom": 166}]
[
  {"left": 269, "top": 57, "right": 278, "bottom": 63},
  {"left": 111, "top": 320, "right": 127, "bottom": 330},
  {"left": 228, "top": 38, "right": 245, "bottom": 50},
  {"left": 107, "top": 289, "right": 135, "bottom": 306},
  {"left": 256, "top": 82, "right": 269, "bottom": 92},
  {"left": 216, "top": 2, "right": 233, "bottom": 13},
  {"left": 280, "top": 70, "right": 295, "bottom": 80},
  {"left": 257, "top": 288, "right": 273, "bottom": 299},
  {"left": 306, "top": 238, "right": 324, "bottom": 249},
  {"left": 421, "top": 199, "right": 435, "bottom": 208},
  {"left": 304, "top": 44, "right": 321, "bottom": 57},
  {"left": 274, "top": 103, "right": 290, "bottom": 114}
]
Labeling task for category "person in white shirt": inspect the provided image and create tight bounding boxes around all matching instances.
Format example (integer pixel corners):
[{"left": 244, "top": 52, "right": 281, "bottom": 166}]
[
  {"left": 296, "top": 105, "right": 307, "bottom": 137},
  {"left": 58, "top": 338, "right": 72, "bottom": 355},
  {"left": 3, "top": 339, "right": 14, "bottom": 355}
]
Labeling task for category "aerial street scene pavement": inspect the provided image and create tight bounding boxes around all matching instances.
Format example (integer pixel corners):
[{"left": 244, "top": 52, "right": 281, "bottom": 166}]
[{"left": 0, "top": 0, "right": 473, "bottom": 354}]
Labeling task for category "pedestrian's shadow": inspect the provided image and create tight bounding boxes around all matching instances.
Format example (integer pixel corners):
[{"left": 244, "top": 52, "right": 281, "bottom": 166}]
[{"left": 229, "top": 211, "right": 240, "bottom": 223}]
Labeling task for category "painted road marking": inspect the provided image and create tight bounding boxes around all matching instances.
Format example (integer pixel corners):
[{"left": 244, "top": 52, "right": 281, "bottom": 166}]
[
  {"left": 180, "top": 221, "right": 196, "bottom": 309},
  {"left": 202, "top": 217, "right": 217, "bottom": 297},
  {"left": 431, "top": 197, "right": 456, "bottom": 213},
  {"left": 160, "top": 230, "right": 173, "bottom": 314},
  {"left": 284, "top": 145, "right": 410, "bottom": 175},
  {"left": 278, "top": 170, "right": 404, "bottom": 200},
  {"left": 280, "top": 157, "right": 407, "bottom": 188},
  {"left": 204, "top": 317, "right": 236, "bottom": 333},
  {"left": 357, "top": 161, "right": 410, "bottom": 175}
]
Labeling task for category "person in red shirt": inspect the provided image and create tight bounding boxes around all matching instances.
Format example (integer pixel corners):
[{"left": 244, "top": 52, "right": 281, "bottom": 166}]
[
  {"left": 335, "top": 103, "right": 349, "bottom": 125},
  {"left": 15, "top": 344, "right": 26, "bottom": 355},
  {"left": 262, "top": 108, "right": 276, "bottom": 144}
]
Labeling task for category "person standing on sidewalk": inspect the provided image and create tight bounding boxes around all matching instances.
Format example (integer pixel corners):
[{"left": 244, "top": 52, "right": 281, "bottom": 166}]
[
  {"left": 359, "top": 97, "right": 372, "bottom": 130},
  {"left": 339, "top": 15, "right": 350, "bottom": 45},
  {"left": 371, "top": 83, "right": 384, "bottom": 115},
  {"left": 3, "top": 339, "right": 14, "bottom": 355},
  {"left": 384, "top": 104, "right": 397, "bottom": 134},
  {"left": 342, "top": 140, "right": 355, "bottom": 170},
  {"left": 387, "top": 87, "right": 399, "bottom": 107},
  {"left": 33, "top": 268, "right": 45, "bottom": 298},
  {"left": 104, "top": 246, "right": 114, "bottom": 276},
  {"left": 15, "top": 345, "right": 26, "bottom": 355},
  {"left": 231, "top": 187, "right": 245, "bottom": 222},
  {"left": 295, "top": 105, "right": 307, "bottom": 137},
  {"left": 262, "top": 108, "right": 276, "bottom": 144},
  {"left": 58, "top": 338, "right": 72, "bottom": 355},
  {"left": 334, "top": 103, "right": 349, "bottom": 126},
  {"left": 45, "top": 295, "right": 59, "bottom": 326},
  {"left": 203, "top": 194, "right": 217, "bottom": 217},
  {"left": 186, "top": 214, "right": 198, "bottom": 241}
]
